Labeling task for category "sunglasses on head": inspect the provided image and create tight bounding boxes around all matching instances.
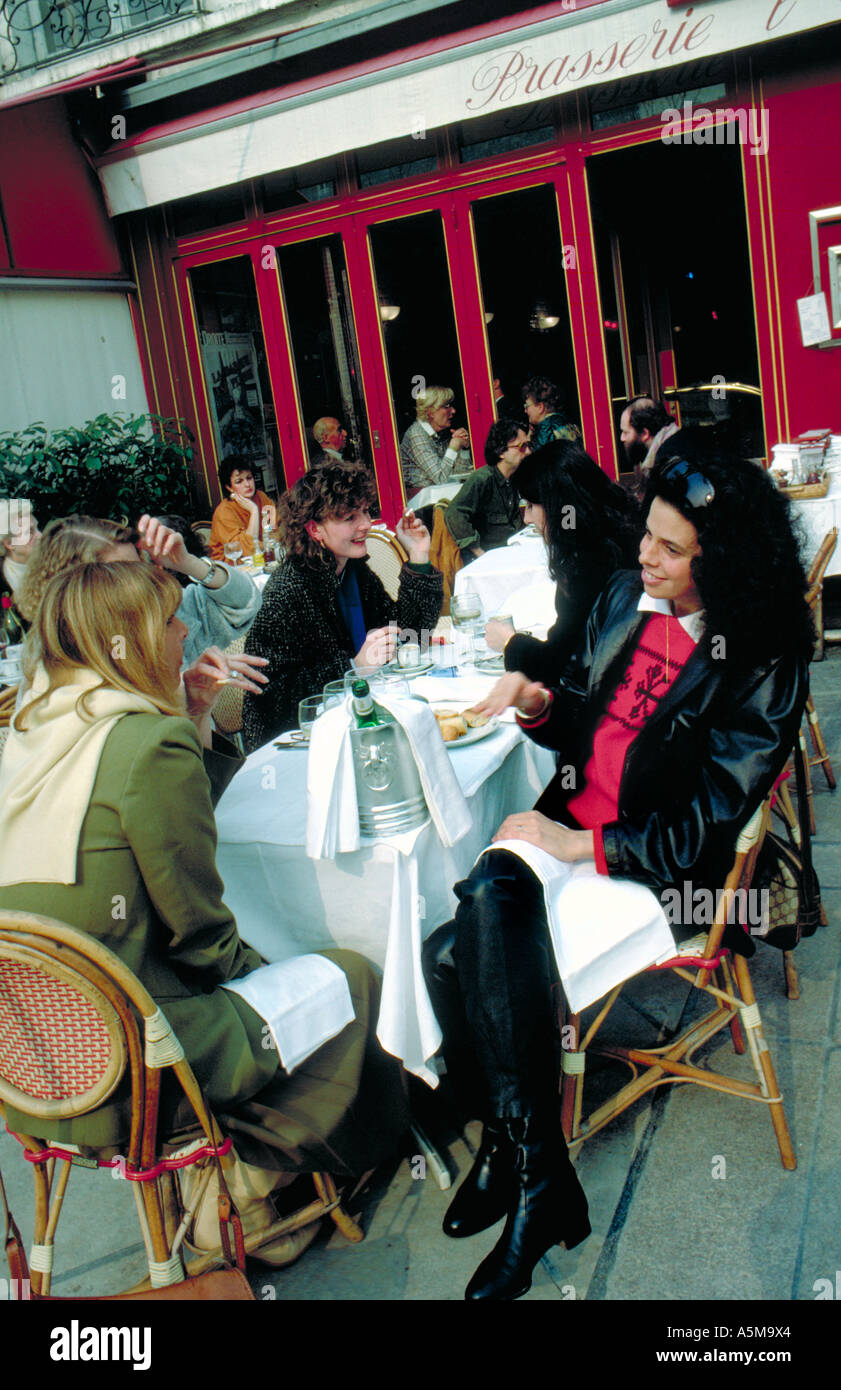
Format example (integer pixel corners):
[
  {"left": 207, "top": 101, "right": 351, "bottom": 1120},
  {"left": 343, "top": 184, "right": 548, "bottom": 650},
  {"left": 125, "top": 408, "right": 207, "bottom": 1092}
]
[{"left": 660, "top": 458, "right": 716, "bottom": 510}]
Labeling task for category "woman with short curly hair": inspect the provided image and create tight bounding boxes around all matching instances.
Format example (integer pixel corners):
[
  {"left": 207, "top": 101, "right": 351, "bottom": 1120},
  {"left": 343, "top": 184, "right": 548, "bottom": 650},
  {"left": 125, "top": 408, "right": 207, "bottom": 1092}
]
[
  {"left": 242, "top": 461, "right": 443, "bottom": 750},
  {"left": 522, "top": 375, "right": 580, "bottom": 448}
]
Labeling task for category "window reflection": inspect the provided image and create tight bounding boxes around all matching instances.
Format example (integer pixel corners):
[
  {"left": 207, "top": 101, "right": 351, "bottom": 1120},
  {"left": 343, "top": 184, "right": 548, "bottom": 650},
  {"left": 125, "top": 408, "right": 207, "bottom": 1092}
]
[{"left": 189, "top": 258, "right": 284, "bottom": 494}]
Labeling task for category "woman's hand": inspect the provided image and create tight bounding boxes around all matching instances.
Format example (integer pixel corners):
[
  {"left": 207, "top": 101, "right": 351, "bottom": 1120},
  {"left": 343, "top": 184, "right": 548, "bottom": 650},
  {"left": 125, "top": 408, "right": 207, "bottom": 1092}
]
[
  {"left": 396, "top": 509, "right": 431, "bottom": 563},
  {"left": 492, "top": 811, "right": 594, "bottom": 863},
  {"left": 137, "top": 515, "right": 191, "bottom": 572},
  {"left": 355, "top": 624, "right": 399, "bottom": 669},
  {"left": 485, "top": 618, "right": 515, "bottom": 652},
  {"left": 468, "top": 672, "right": 548, "bottom": 719},
  {"left": 450, "top": 428, "right": 469, "bottom": 452},
  {"left": 182, "top": 647, "right": 268, "bottom": 744}
]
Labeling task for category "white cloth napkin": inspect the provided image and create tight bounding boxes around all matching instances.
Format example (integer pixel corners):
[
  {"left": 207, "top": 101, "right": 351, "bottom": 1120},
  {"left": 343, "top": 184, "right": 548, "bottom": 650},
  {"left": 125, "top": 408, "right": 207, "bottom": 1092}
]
[
  {"left": 483, "top": 841, "right": 676, "bottom": 1014},
  {"left": 222, "top": 953, "right": 355, "bottom": 1074},
  {"left": 306, "top": 693, "right": 472, "bottom": 859}
]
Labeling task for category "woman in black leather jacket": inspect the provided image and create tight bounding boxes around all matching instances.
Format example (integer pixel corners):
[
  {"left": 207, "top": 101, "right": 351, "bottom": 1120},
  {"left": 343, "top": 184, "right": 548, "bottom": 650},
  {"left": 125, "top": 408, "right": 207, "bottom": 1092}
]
[{"left": 423, "top": 438, "right": 813, "bottom": 1301}]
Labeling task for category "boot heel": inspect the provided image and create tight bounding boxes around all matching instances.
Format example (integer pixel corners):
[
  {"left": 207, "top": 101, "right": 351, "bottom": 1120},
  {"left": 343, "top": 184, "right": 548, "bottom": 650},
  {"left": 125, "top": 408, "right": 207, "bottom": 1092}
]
[{"left": 561, "top": 1214, "right": 591, "bottom": 1251}]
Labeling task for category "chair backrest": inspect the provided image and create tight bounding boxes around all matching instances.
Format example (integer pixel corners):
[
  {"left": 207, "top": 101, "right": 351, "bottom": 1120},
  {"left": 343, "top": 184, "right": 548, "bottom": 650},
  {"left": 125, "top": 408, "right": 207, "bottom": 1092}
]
[
  {"left": 212, "top": 635, "right": 247, "bottom": 735},
  {"left": 0, "top": 940, "right": 126, "bottom": 1119},
  {"left": 0, "top": 912, "right": 218, "bottom": 1160},
  {"left": 428, "top": 504, "right": 464, "bottom": 614},
  {"left": 191, "top": 520, "right": 213, "bottom": 551},
  {"left": 365, "top": 526, "right": 408, "bottom": 601},
  {"left": 805, "top": 527, "right": 837, "bottom": 612}
]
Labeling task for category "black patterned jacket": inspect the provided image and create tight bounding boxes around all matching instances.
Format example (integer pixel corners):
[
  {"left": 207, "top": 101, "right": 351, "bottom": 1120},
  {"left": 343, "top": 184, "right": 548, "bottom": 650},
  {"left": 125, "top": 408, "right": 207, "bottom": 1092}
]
[{"left": 242, "top": 556, "right": 443, "bottom": 751}]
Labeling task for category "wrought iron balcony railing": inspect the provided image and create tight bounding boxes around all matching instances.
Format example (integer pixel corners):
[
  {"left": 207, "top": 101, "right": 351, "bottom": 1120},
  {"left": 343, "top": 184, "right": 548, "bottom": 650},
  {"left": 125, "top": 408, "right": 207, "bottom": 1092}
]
[{"left": 0, "top": 0, "right": 198, "bottom": 77}]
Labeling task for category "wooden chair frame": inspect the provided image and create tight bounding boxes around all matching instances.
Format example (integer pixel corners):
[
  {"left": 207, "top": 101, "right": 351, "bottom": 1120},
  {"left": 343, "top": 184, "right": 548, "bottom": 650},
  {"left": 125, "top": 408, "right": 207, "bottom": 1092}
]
[
  {"left": 0, "top": 912, "right": 363, "bottom": 1296},
  {"left": 796, "top": 528, "right": 837, "bottom": 833},
  {"left": 558, "top": 795, "right": 797, "bottom": 1171}
]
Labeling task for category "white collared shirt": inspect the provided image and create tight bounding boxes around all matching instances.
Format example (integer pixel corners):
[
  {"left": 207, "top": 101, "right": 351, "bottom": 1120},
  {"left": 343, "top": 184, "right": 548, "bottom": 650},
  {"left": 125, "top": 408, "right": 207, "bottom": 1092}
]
[{"left": 637, "top": 591, "right": 705, "bottom": 644}]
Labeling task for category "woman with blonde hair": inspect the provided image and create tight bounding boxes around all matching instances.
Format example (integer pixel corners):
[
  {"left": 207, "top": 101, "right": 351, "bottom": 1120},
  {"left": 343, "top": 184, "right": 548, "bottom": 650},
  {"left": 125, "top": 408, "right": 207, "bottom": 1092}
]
[
  {"left": 0, "top": 561, "right": 407, "bottom": 1259},
  {"left": 17, "top": 512, "right": 261, "bottom": 667},
  {"left": 400, "top": 385, "right": 471, "bottom": 495}
]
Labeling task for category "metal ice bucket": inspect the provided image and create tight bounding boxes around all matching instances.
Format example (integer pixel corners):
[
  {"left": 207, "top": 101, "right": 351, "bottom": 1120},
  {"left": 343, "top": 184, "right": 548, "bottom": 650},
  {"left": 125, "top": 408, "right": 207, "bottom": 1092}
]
[{"left": 350, "top": 720, "right": 428, "bottom": 837}]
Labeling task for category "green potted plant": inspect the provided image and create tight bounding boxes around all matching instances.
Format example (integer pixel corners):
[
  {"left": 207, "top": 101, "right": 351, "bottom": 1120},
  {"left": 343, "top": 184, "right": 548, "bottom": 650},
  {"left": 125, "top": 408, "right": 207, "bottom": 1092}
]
[{"left": 0, "top": 413, "right": 197, "bottom": 524}]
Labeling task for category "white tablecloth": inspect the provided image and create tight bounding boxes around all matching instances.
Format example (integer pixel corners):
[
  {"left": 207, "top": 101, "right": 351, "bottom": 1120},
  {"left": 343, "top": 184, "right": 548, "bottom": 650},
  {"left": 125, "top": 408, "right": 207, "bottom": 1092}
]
[
  {"left": 788, "top": 471, "right": 841, "bottom": 577},
  {"left": 214, "top": 680, "right": 556, "bottom": 1084},
  {"left": 409, "top": 480, "right": 464, "bottom": 511},
  {"left": 454, "top": 533, "right": 550, "bottom": 615}
]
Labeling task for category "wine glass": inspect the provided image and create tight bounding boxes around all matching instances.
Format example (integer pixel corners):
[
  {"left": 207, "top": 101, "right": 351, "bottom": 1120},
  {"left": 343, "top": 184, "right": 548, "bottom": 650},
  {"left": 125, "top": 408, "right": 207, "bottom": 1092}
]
[{"left": 224, "top": 541, "right": 243, "bottom": 567}]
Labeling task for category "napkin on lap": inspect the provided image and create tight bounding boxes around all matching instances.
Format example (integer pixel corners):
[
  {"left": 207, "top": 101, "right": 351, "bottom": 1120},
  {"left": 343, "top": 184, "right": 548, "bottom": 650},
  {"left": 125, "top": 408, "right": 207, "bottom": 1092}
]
[
  {"left": 306, "top": 693, "right": 471, "bottom": 858},
  {"left": 222, "top": 953, "right": 355, "bottom": 1074}
]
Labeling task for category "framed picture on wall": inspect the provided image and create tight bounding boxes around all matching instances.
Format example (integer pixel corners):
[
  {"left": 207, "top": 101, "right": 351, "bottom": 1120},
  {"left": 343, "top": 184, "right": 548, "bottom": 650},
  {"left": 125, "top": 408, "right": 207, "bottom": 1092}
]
[
  {"left": 808, "top": 206, "right": 841, "bottom": 348},
  {"left": 828, "top": 246, "right": 841, "bottom": 331},
  {"left": 200, "top": 332, "right": 272, "bottom": 477}
]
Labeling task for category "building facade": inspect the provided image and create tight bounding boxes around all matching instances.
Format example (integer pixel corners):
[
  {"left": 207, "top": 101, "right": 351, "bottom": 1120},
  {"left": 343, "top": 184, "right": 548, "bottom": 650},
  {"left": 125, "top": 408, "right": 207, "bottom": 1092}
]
[{"left": 1, "top": 0, "right": 840, "bottom": 517}]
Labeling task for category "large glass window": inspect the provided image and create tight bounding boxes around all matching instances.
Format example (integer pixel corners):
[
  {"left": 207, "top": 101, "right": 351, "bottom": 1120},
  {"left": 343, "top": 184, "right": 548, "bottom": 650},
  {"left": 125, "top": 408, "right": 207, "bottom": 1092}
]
[
  {"left": 368, "top": 210, "right": 470, "bottom": 495},
  {"left": 471, "top": 183, "right": 580, "bottom": 432},
  {"left": 188, "top": 257, "right": 284, "bottom": 495},
  {"left": 275, "top": 233, "right": 378, "bottom": 506}
]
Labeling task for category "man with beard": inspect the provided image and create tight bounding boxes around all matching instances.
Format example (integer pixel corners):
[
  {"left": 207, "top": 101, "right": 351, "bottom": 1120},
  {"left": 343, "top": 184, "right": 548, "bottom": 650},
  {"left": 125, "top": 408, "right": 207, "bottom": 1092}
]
[{"left": 619, "top": 396, "right": 677, "bottom": 475}]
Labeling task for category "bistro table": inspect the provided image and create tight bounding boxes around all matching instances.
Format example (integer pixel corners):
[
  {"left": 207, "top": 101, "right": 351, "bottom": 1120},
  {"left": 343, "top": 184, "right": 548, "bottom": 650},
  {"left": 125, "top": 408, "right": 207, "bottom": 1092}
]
[
  {"left": 453, "top": 530, "right": 550, "bottom": 616},
  {"left": 214, "top": 674, "right": 556, "bottom": 1085}
]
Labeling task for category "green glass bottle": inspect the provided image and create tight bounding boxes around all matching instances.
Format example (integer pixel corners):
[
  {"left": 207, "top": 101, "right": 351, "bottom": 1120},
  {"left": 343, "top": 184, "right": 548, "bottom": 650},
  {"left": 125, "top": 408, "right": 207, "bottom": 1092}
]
[
  {"left": 351, "top": 679, "right": 383, "bottom": 728},
  {"left": 0, "top": 595, "right": 23, "bottom": 651}
]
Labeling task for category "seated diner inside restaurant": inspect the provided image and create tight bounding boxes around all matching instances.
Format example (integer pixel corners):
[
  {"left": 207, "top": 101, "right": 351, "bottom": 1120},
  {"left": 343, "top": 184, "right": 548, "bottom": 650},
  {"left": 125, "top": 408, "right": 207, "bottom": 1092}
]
[
  {"left": 242, "top": 460, "right": 443, "bottom": 751},
  {"left": 209, "top": 454, "right": 277, "bottom": 562},
  {"left": 423, "top": 439, "right": 813, "bottom": 1301},
  {"left": 0, "top": 561, "right": 407, "bottom": 1261}
]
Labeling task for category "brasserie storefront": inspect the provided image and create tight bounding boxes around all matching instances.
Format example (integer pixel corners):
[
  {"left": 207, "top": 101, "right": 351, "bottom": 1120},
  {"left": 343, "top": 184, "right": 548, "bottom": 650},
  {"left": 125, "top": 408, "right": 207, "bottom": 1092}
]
[{"left": 93, "top": 0, "right": 841, "bottom": 516}]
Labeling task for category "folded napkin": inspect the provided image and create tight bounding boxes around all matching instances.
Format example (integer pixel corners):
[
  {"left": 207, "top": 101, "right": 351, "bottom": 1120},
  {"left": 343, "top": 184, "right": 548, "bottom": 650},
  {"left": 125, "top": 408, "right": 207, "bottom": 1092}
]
[
  {"left": 306, "top": 692, "right": 472, "bottom": 859},
  {"left": 485, "top": 841, "right": 675, "bottom": 1014},
  {"left": 222, "top": 953, "right": 355, "bottom": 1074}
]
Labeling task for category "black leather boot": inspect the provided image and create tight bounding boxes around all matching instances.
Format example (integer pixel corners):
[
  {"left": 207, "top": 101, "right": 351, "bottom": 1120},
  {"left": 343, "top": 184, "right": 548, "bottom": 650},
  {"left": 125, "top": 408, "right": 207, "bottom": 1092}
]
[
  {"left": 464, "top": 1116, "right": 590, "bottom": 1301},
  {"left": 443, "top": 1120, "right": 515, "bottom": 1238}
]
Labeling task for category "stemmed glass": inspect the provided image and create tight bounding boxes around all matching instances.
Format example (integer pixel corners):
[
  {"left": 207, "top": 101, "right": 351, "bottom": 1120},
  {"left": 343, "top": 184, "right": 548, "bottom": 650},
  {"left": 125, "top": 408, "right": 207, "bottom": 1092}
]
[{"left": 224, "top": 541, "right": 243, "bottom": 567}]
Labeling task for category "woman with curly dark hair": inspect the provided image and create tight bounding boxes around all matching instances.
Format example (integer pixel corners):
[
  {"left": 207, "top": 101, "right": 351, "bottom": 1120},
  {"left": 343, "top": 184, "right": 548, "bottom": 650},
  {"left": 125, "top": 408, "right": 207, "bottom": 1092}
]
[
  {"left": 422, "top": 437, "right": 811, "bottom": 1301},
  {"left": 486, "top": 440, "right": 640, "bottom": 686},
  {"left": 242, "top": 461, "right": 443, "bottom": 751}
]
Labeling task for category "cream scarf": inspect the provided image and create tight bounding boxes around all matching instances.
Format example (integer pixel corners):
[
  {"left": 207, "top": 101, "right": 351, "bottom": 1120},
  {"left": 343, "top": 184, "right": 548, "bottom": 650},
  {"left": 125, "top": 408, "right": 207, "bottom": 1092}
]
[{"left": 0, "top": 666, "right": 162, "bottom": 887}]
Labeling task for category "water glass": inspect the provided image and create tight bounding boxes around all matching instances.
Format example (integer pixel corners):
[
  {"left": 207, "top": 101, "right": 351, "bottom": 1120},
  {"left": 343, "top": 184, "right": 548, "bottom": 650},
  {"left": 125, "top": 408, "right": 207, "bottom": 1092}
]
[
  {"left": 322, "top": 679, "right": 348, "bottom": 710},
  {"left": 298, "top": 695, "right": 324, "bottom": 740},
  {"left": 224, "top": 541, "right": 243, "bottom": 567}
]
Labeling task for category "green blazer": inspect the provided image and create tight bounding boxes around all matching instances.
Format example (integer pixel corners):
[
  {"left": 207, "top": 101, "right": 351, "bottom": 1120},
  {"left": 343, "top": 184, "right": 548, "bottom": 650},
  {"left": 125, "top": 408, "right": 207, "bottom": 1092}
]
[{"left": 0, "top": 713, "right": 278, "bottom": 1149}]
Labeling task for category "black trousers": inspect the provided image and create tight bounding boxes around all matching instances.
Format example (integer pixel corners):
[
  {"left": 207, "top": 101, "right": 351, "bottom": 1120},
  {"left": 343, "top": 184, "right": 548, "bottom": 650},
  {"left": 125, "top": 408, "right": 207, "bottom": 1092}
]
[{"left": 422, "top": 850, "right": 561, "bottom": 1120}]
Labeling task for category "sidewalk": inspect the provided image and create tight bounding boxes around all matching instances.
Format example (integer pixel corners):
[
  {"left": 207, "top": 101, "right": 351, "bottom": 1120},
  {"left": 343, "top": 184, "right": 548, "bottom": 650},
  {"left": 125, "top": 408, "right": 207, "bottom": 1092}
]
[{"left": 2, "top": 652, "right": 839, "bottom": 1303}]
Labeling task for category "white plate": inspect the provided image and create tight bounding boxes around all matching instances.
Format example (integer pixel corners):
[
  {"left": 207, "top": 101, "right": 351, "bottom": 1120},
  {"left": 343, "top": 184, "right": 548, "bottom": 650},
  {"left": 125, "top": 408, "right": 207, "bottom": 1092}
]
[
  {"left": 435, "top": 712, "right": 500, "bottom": 748},
  {"left": 475, "top": 654, "right": 505, "bottom": 673},
  {"left": 272, "top": 731, "right": 310, "bottom": 748},
  {"left": 384, "top": 658, "right": 436, "bottom": 677}
]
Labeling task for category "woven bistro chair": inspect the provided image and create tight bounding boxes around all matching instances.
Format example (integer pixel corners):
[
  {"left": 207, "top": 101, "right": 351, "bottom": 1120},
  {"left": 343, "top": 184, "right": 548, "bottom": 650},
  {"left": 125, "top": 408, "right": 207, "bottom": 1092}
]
[
  {"left": 211, "top": 636, "right": 247, "bottom": 751},
  {"left": 364, "top": 525, "right": 408, "bottom": 602},
  {"left": 0, "top": 912, "right": 363, "bottom": 1296},
  {"left": 558, "top": 790, "right": 797, "bottom": 1171},
  {"left": 798, "top": 529, "right": 837, "bottom": 832},
  {"left": 191, "top": 520, "right": 213, "bottom": 551}
]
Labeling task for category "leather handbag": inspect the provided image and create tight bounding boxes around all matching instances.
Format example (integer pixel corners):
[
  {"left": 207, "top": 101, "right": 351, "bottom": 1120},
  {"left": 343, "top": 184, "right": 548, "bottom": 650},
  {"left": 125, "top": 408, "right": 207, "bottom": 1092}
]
[
  {"left": 753, "top": 742, "right": 822, "bottom": 953},
  {"left": 1, "top": 1146, "right": 255, "bottom": 1302}
]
